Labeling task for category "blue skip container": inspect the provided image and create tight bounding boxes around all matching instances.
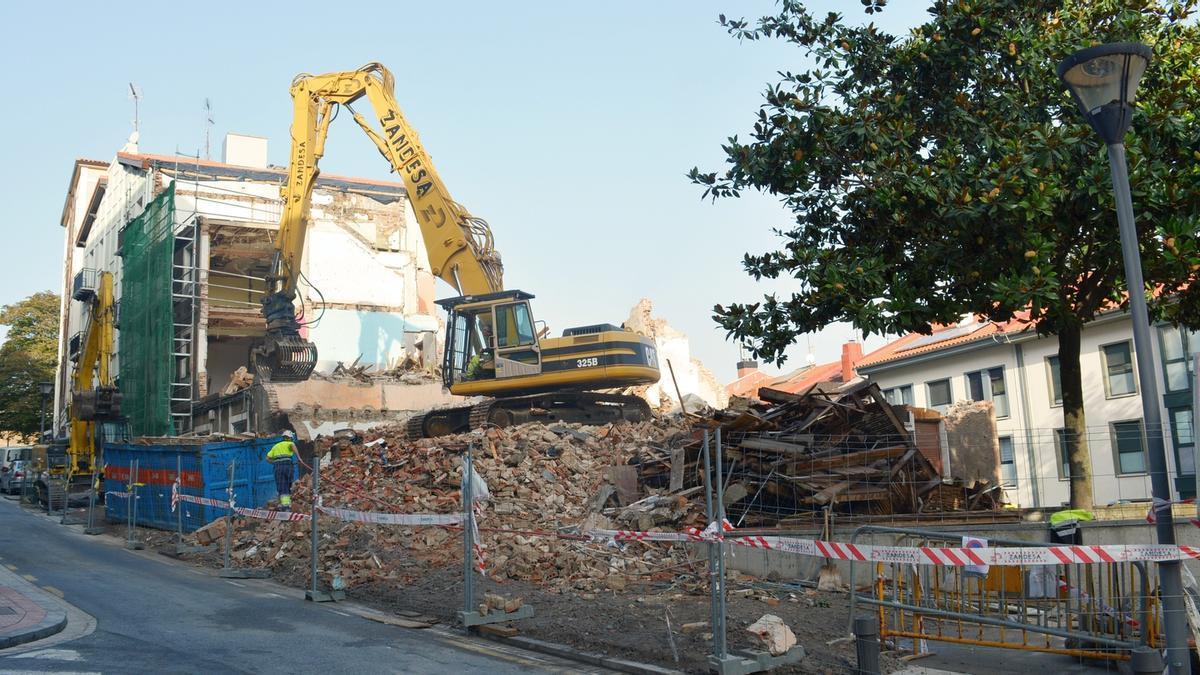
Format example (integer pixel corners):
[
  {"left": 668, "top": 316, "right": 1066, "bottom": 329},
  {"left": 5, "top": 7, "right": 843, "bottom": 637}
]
[{"left": 103, "top": 436, "right": 290, "bottom": 532}]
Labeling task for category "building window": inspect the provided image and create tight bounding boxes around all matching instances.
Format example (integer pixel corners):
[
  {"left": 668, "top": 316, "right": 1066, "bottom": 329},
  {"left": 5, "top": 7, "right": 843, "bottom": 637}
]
[
  {"left": 1053, "top": 428, "right": 1072, "bottom": 480},
  {"left": 1169, "top": 408, "right": 1195, "bottom": 476},
  {"left": 999, "top": 436, "right": 1017, "bottom": 487},
  {"left": 1158, "top": 326, "right": 1196, "bottom": 393},
  {"left": 965, "top": 367, "right": 1009, "bottom": 418},
  {"left": 1111, "top": 420, "right": 1147, "bottom": 475},
  {"left": 1101, "top": 341, "right": 1137, "bottom": 397},
  {"left": 883, "top": 385, "right": 913, "bottom": 406},
  {"left": 926, "top": 378, "right": 951, "bottom": 412},
  {"left": 1046, "top": 355, "right": 1063, "bottom": 406}
]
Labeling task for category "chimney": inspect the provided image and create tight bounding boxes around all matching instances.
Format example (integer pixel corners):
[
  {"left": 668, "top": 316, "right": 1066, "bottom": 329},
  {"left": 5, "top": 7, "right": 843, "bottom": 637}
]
[
  {"left": 222, "top": 133, "right": 269, "bottom": 168},
  {"left": 841, "top": 341, "right": 864, "bottom": 382},
  {"left": 736, "top": 359, "right": 759, "bottom": 379}
]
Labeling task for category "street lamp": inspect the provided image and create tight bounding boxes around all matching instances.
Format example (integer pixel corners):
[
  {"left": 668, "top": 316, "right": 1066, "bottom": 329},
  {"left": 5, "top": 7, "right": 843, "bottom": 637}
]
[
  {"left": 1058, "top": 43, "right": 1189, "bottom": 674},
  {"left": 38, "top": 381, "right": 52, "bottom": 443}
]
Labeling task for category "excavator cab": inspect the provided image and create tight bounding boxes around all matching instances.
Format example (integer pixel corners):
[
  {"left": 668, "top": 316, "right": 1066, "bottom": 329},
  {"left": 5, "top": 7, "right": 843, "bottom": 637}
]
[{"left": 439, "top": 290, "right": 542, "bottom": 389}]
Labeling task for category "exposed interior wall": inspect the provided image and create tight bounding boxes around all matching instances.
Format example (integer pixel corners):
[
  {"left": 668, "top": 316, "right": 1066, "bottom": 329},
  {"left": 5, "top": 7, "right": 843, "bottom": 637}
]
[
  {"left": 305, "top": 309, "right": 439, "bottom": 373},
  {"left": 205, "top": 338, "right": 254, "bottom": 395}
]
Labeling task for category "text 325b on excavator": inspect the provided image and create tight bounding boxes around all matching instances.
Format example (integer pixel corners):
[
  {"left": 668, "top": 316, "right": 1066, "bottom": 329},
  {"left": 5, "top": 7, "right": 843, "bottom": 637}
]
[{"left": 252, "top": 62, "right": 659, "bottom": 437}]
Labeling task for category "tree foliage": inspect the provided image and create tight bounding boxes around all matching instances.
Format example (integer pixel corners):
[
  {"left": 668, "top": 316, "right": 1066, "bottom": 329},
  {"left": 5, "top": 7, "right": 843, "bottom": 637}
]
[
  {"left": 695, "top": 0, "right": 1200, "bottom": 353},
  {"left": 0, "top": 292, "right": 60, "bottom": 437},
  {"left": 693, "top": 0, "right": 1200, "bottom": 508}
]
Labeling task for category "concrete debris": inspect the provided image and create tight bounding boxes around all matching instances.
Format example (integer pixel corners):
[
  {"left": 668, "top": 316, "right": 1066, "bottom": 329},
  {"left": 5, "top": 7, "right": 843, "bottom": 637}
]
[
  {"left": 746, "top": 614, "right": 797, "bottom": 655},
  {"left": 193, "top": 518, "right": 227, "bottom": 546},
  {"left": 622, "top": 299, "right": 728, "bottom": 412},
  {"left": 483, "top": 592, "right": 522, "bottom": 614}
]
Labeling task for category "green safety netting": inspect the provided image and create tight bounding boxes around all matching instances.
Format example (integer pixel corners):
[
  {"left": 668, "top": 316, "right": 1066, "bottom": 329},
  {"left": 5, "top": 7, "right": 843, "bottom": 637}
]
[{"left": 120, "top": 182, "right": 175, "bottom": 436}]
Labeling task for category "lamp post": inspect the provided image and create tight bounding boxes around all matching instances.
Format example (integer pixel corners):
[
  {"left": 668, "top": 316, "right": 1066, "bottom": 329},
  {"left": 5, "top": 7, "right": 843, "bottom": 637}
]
[
  {"left": 1058, "top": 43, "right": 1189, "bottom": 674},
  {"left": 38, "top": 381, "right": 52, "bottom": 443}
]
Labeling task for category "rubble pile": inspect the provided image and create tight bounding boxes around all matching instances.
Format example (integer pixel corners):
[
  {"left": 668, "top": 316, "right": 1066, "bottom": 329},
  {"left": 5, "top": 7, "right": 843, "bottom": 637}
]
[
  {"left": 675, "top": 380, "right": 1001, "bottom": 526},
  {"left": 218, "top": 379, "right": 1001, "bottom": 593},
  {"left": 224, "top": 419, "right": 702, "bottom": 591}
]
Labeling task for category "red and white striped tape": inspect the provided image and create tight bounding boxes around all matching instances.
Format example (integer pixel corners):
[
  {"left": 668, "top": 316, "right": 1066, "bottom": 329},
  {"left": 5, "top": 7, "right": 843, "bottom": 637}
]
[
  {"left": 585, "top": 527, "right": 1200, "bottom": 566},
  {"left": 234, "top": 506, "right": 311, "bottom": 522},
  {"left": 471, "top": 502, "right": 486, "bottom": 574},
  {"left": 1145, "top": 497, "right": 1200, "bottom": 528},
  {"left": 175, "top": 493, "right": 232, "bottom": 510},
  {"left": 316, "top": 506, "right": 462, "bottom": 526}
]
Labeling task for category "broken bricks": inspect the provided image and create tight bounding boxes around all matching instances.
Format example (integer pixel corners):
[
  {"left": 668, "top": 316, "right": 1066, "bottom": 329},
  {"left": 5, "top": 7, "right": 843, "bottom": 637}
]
[{"left": 222, "top": 418, "right": 698, "bottom": 594}]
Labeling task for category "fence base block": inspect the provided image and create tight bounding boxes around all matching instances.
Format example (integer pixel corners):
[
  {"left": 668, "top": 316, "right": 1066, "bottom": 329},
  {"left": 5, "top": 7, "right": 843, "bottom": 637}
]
[
  {"left": 83, "top": 526, "right": 105, "bottom": 536},
  {"left": 305, "top": 589, "right": 345, "bottom": 602},
  {"left": 707, "top": 647, "right": 805, "bottom": 675},
  {"left": 124, "top": 541, "right": 144, "bottom": 550},
  {"left": 218, "top": 568, "right": 272, "bottom": 579},
  {"left": 459, "top": 604, "right": 534, "bottom": 628}
]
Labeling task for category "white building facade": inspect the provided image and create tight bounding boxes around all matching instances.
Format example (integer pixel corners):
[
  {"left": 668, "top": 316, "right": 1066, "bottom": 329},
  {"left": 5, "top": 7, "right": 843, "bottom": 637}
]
[{"left": 858, "top": 313, "right": 1197, "bottom": 509}]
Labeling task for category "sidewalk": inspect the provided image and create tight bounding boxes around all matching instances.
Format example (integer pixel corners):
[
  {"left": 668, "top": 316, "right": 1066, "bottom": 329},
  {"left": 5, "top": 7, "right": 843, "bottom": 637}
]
[{"left": 0, "top": 564, "right": 67, "bottom": 649}]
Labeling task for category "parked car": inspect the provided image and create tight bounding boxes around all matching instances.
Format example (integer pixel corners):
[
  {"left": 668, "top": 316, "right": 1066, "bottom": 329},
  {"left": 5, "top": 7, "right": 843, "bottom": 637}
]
[
  {"left": 0, "top": 459, "right": 31, "bottom": 495},
  {"left": 0, "top": 446, "right": 30, "bottom": 475}
]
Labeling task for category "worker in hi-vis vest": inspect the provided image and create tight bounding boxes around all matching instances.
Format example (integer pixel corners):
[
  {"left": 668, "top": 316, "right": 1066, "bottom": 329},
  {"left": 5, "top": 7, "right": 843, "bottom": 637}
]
[{"left": 267, "top": 431, "right": 298, "bottom": 510}]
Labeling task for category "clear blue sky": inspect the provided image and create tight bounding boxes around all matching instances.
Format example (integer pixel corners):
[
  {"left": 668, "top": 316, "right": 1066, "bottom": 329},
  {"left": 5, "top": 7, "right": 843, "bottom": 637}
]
[{"left": 0, "top": 1, "right": 927, "bottom": 380}]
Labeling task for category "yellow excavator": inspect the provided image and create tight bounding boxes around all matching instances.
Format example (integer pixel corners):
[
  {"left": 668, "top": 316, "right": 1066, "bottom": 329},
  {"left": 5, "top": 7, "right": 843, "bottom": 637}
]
[
  {"left": 254, "top": 62, "right": 660, "bottom": 437},
  {"left": 39, "top": 270, "right": 125, "bottom": 508}
]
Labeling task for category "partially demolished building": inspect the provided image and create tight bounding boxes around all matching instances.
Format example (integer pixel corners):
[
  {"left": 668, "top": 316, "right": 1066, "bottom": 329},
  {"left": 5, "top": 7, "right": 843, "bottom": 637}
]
[{"left": 56, "top": 134, "right": 455, "bottom": 439}]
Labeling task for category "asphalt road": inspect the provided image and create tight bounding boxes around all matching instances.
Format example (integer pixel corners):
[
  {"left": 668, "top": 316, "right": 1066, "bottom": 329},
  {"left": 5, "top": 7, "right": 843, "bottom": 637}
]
[{"left": 0, "top": 499, "right": 604, "bottom": 674}]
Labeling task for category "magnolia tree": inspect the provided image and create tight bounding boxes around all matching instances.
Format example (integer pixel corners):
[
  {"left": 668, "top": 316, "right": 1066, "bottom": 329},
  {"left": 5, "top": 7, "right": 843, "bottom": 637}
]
[{"left": 691, "top": 0, "right": 1200, "bottom": 508}]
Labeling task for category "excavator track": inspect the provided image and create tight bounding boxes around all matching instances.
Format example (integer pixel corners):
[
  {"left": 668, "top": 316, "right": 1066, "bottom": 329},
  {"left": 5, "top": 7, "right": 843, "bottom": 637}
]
[
  {"left": 404, "top": 405, "right": 474, "bottom": 440},
  {"left": 404, "top": 413, "right": 428, "bottom": 440},
  {"left": 468, "top": 400, "right": 496, "bottom": 430},
  {"left": 405, "top": 392, "right": 653, "bottom": 440}
]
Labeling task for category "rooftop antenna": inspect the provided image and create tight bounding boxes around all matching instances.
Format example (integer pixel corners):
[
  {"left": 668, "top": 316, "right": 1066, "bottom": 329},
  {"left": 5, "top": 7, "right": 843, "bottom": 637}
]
[
  {"left": 805, "top": 335, "right": 816, "bottom": 366},
  {"left": 128, "top": 83, "right": 143, "bottom": 134},
  {"left": 204, "top": 98, "right": 214, "bottom": 160}
]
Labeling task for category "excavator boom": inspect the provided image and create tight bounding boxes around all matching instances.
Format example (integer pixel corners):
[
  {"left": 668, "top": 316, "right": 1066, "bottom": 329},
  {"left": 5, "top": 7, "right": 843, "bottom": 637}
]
[
  {"left": 256, "top": 62, "right": 660, "bottom": 435},
  {"left": 256, "top": 63, "right": 504, "bottom": 381},
  {"left": 67, "top": 271, "right": 121, "bottom": 479}
]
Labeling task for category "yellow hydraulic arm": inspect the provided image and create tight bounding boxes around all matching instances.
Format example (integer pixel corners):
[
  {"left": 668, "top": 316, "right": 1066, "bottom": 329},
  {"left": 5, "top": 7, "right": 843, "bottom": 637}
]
[
  {"left": 68, "top": 271, "right": 118, "bottom": 476},
  {"left": 257, "top": 62, "right": 504, "bottom": 380},
  {"left": 272, "top": 62, "right": 503, "bottom": 297}
]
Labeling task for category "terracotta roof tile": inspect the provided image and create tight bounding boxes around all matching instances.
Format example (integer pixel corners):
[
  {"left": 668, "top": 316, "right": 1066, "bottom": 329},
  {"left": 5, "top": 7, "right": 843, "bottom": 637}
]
[{"left": 857, "top": 317, "right": 1033, "bottom": 369}]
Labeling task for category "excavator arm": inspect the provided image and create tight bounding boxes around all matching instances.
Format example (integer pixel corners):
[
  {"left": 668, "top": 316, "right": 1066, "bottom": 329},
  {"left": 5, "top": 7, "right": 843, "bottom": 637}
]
[
  {"left": 68, "top": 271, "right": 119, "bottom": 476},
  {"left": 256, "top": 62, "right": 503, "bottom": 381}
]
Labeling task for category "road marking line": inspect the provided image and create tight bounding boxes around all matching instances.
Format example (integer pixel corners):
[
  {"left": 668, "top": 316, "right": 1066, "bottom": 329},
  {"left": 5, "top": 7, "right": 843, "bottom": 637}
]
[
  {"left": 21, "top": 574, "right": 37, "bottom": 582},
  {"left": 8, "top": 648, "right": 84, "bottom": 661},
  {"left": 266, "top": 592, "right": 285, "bottom": 599},
  {"left": 225, "top": 580, "right": 245, "bottom": 587},
  {"left": 41, "top": 586, "right": 64, "bottom": 598},
  {"left": 330, "top": 609, "right": 351, "bottom": 617},
  {"left": 4, "top": 564, "right": 17, "bottom": 571}
]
